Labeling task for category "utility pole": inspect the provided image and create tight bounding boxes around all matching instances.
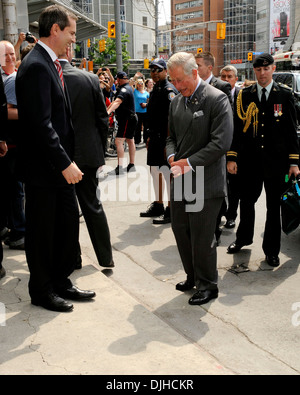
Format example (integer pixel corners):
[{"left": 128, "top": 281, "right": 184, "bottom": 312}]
[
  {"left": 114, "top": 0, "right": 123, "bottom": 71},
  {"left": 2, "top": 0, "right": 18, "bottom": 44},
  {"left": 155, "top": 0, "right": 159, "bottom": 57}
]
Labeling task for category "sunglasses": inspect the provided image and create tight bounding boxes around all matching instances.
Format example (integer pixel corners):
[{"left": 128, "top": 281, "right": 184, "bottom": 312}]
[{"left": 150, "top": 68, "right": 163, "bottom": 73}]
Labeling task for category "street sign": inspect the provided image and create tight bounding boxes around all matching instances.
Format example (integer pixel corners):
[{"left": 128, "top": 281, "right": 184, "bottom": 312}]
[{"left": 253, "top": 52, "right": 263, "bottom": 55}]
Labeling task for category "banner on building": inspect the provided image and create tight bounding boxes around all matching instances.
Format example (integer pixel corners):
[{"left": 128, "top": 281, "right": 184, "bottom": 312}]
[{"left": 270, "top": 0, "right": 291, "bottom": 54}]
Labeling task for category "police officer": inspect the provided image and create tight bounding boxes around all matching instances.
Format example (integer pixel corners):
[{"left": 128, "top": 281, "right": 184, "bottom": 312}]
[
  {"left": 227, "top": 53, "right": 299, "bottom": 267},
  {"left": 107, "top": 71, "right": 137, "bottom": 175},
  {"left": 140, "top": 58, "right": 178, "bottom": 224}
]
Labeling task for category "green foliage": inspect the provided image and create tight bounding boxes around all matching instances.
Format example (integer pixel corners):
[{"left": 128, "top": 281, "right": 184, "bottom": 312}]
[{"left": 88, "top": 35, "right": 131, "bottom": 71}]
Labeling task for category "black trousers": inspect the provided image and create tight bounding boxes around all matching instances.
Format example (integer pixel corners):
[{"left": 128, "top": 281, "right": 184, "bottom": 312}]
[
  {"left": 25, "top": 183, "right": 79, "bottom": 300},
  {"left": 75, "top": 167, "right": 112, "bottom": 267},
  {"left": 236, "top": 165, "right": 285, "bottom": 256}
]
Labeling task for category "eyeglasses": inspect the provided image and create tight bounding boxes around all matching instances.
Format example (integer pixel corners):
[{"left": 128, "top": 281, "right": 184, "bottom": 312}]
[{"left": 150, "top": 68, "right": 163, "bottom": 73}]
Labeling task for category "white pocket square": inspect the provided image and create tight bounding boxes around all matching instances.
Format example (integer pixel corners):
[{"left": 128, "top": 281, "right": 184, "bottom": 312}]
[{"left": 193, "top": 110, "right": 204, "bottom": 118}]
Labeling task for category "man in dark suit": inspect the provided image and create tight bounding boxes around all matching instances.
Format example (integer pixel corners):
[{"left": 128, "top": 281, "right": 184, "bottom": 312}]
[
  {"left": 166, "top": 52, "right": 233, "bottom": 306},
  {"left": 16, "top": 5, "right": 95, "bottom": 312},
  {"left": 195, "top": 51, "right": 233, "bottom": 244},
  {"left": 220, "top": 65, "right": 241, "bottom": 229},
  {"left": 227, "top": 53, "right": 299, "bottom": 267},
  {"left": 195, "top": 51, "right": 233, "bottom": 107},
  {"left": 59, "top": 46, "right": 114, "bottom": 268},
  {"left": 0, "top": 72, "right": 8, "bottom": 279}
]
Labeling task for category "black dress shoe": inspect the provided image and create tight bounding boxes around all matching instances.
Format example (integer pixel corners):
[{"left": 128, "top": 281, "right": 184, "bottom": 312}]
[
  {"left": 59, "top": 286, "right": 96, "bottom": 301},
  {"left": 225, "top": 219, "right": 236, "bottom": 229},
  {"left": 176, "top": 280, "right": 195, "bottom": 292},
  {"left": 227, "top": 241, "right": 250, "bottom": 254},
  {"left": 266, "top": 256, "right": 280, "bottom": 267},
  {"left": 188, "top": 289, "right": 219, "bottom": 306},
  {"left": 0, "top": 266, "right": 6, "bottom": 279},
  {"left": 31, "top": 293, "right": 73, "bottom": 312},
  {"left": 101, "top": 260, "right": 115, "bottom": 268}
]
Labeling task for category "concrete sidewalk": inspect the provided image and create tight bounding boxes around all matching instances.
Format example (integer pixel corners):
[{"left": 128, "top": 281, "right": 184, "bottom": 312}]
[{"left": 1, "top": 146, "right": 300, "bottom": 375}]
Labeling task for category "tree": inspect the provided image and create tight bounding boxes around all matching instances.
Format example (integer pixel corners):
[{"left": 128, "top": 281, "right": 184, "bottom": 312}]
[{"left": 89, "top": 35, "right": 131, "bottom": 71}]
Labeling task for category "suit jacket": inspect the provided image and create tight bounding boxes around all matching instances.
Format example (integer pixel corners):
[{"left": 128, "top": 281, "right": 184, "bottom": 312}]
[
  {"left": 60, "top": 61, "right": 108, "bottom": 168},
  {"left": 16, "top": 43, "right": 74, "bottom": 186},
  {"left": 228, "top": 81, "right": 299, "bottom": 176},
  {"left": 210, "top": 76, "right": 233, "bottom": 108},
  {"left": 166, "top": 80, "right": 233, "bottom": 199},
  {"left": 0, "top": 73, "right": 7, "bottom": 140}
]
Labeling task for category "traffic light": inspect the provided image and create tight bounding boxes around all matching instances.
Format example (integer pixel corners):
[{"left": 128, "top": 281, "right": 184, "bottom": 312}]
[
  {"left": 144, "top": 58, "right": 149, "bottom": 69},
  {"left": 216, "top": 23, "right": 226, "bottom": 39},
  {"left": 197, "top": 48, "right": 203, "bottom": 54},
  {"left": 87, "top": 39, "right": 91, "bottom": 48},
  {"left": 99, "top": 39, "right": 106, "bottom": 53},
  {"left": 248, "top": 52, "right": 253, "bottom": 61},
  {"left": 108, "top": 21, "right": 116, "bottom": 38}
]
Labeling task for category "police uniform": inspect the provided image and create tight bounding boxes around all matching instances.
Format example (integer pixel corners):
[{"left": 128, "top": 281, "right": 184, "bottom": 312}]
[
  {"left": 147, "top": 78, "right": 177, "bottom": 166},
  {"left": 227, "top": 54, "right": 299, "bottom": 261},
  {"left": 115, "top": 82, "right": 137, "bottom": 139}
]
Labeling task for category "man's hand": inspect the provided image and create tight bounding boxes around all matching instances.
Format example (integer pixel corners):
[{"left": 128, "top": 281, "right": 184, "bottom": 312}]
[
  {"left": 227, "top": 161, "right": 238, "bottom": 175},
  {"left": 0, "top": 141, "right": 8, "bottom": 157},
  {"left": 289, "top": 165, "right": 300, "bottom": 179},
  {"left": 171, "top": 158, "right": 191, "bottom": 178},
  {"left": 62, "top": 162, "right": 84, "bottom": 184}
]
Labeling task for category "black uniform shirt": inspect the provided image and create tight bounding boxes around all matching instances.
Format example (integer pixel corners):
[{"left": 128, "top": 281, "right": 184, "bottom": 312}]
[{"left": 115, "top": 82, "right": 135, "bottom": 120}]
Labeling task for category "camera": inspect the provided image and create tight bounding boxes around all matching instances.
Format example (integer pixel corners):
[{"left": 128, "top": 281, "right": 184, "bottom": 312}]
[
  {"left": 25, "top": 32, "right": 35, "bottom": 44},
  {"left": 102, "top": 67, "right": 107, "bottom": 71}
]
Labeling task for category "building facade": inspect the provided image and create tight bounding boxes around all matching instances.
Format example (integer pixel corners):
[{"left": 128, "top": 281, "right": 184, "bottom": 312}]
[{"left": 171, "top": 0, "right": 226, "bottom": 75}]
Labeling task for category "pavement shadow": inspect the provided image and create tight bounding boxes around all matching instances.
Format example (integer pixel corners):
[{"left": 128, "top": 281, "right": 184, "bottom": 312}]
[
  {"left": 108, "top": 296, "right": 210, "bottom": 356},
  {"left": 113, "top": 221, "right": 166, "bottom": 250}
]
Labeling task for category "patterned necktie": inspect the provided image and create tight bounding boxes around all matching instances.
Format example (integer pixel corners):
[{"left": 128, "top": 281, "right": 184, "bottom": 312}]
[
  {"left": 261, "top": 88, "right": 267, "bottom": 107},
  {"left": 54, "top": 59, "right": 64, "bottom": 89}
]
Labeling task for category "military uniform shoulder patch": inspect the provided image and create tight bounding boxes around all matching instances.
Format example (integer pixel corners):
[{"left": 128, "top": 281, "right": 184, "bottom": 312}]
[
  {"left": 121, "top": 87, "right": 127, "bottom": 93},
  {"left": 168, "top": 91, "right": 176, "bottom": 101}
]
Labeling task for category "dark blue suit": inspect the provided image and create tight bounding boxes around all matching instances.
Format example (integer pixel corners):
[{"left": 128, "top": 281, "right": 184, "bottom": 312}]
[{"left": 16, "top": 43, "right": 79, "bottom": 300}]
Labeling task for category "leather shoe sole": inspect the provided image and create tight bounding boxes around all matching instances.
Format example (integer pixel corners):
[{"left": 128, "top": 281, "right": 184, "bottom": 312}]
[
  {"left": 227, "top": 241, "right": 251, "bottom": 254},
  {"left": 176, "top": 280, "right": 195, "bottom": 292},
  {"left": 266, "top": 256, "right": 280, "bottom": 267},
  {"left": 59, "top": 286, "right": 96, "bottom": 301},
  {"left": 224, "top": 220, "right": 236, "bottom": 229},
  {"left": 189, "top": 289, "right": 219, "bottom": 306},
  {"left": 32, "top": 293, "right": 73, "bottom": 312},
  {"left": 100, "top": 260, "right": 115, "bottom": 268}
]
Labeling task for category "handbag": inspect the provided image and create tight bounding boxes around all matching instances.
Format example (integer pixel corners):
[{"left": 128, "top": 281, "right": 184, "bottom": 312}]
[{"left": 280, "top": 176, "right": 300, "bottom": 235}]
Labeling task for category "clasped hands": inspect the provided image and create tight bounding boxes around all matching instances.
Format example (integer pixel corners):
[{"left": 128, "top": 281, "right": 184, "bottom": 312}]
[{"left": 169, "top": 157, "right": 191, "bottom": 178}]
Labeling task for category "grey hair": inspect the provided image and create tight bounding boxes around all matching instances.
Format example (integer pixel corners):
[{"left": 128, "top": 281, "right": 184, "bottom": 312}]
[
  {"left": 220, "top": 64, "right": 238, "bottom": 77},
  {"left": 167, "top": 52, "right": 198, "bottom": 75}
]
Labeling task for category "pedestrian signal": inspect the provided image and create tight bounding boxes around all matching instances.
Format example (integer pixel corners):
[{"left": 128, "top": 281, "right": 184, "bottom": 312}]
[
  {"left": 248, "top": 52, "right": 253, "bottom": 61},
  {"left": 144, "top": 58, "right": 149, "bottom": 69},
  {"left": 108, "top": 21, "right": 116, "bottom": 38},
  {"left": 197, "top": 48, "right": 203, "bottom": 54},
  {"left": 87, "top": 39, "right": 91, "bottom": 48}
]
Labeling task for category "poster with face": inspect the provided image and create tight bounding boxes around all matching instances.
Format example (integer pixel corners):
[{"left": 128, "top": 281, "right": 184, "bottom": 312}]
[{"left": 270, "top": 0, "right": 291, "bottom": 54}]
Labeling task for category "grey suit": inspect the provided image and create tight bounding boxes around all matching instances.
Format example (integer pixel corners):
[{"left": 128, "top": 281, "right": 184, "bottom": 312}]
[
  {"left": 166, "top": 80, "right": 233, "bottom": 290},
  {"left": 60, "top": 61, "right": 113, "bottom": 267}
]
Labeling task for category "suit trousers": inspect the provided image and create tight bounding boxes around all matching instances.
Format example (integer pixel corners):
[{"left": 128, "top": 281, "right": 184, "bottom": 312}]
[
  {"left": 236, "top": 168, "right": 284, "bottom": 256},
  {"left": 75, "top": 167, "right": 113, "bottom": 267},
  {"left": 171, "top": 196, "right": 223, "bottom": 291},
  {"left": 25, "top": 183, "right": 79, "bottom": 299}
]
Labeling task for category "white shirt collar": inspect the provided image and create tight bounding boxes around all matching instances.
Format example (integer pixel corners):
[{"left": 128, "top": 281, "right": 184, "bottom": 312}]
[
  {"left": 205, "top": 73, "right": 213, "bottom": 84},
  {"left": 257, "top": 80, "right": 274, "bottom": 99},
  {"left": 37, "top": 40, "right": 58, "bottom": 62}
]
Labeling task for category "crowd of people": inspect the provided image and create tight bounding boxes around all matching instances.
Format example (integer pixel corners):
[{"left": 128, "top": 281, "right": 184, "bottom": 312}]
[{"left": 0, "top": 4, "right": 299, "bottom": 311}]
